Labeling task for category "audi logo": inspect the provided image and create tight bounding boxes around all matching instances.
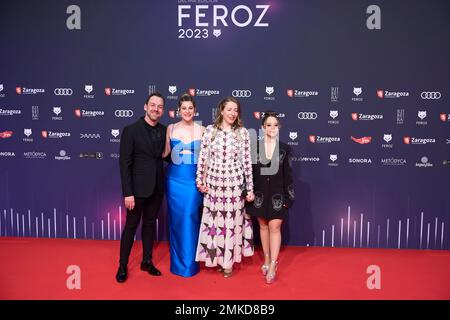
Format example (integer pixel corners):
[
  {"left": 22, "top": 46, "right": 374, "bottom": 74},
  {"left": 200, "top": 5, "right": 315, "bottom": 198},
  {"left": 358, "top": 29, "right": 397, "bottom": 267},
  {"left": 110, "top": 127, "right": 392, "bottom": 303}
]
[
  {"left": 54, "top": 88, "right": 73, "bottom": 96},
  {"left": 115, "top": 110, "right": 134, "bottom": 117},
  {"left": 298, "top": 112, "right": 318, "bottom": 120},
  {"left": 421, "top": 91, "right": 441, "bottom": 99},
  {"left": 232, "top": 90, "right": 252, "bottom": 98}
]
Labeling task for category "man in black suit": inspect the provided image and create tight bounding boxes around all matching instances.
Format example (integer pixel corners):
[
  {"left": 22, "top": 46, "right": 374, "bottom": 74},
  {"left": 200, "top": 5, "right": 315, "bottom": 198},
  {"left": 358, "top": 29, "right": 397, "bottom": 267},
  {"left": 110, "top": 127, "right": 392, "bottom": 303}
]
[{"left": 116, "top": 92, "right": 166, "bottom": 283}]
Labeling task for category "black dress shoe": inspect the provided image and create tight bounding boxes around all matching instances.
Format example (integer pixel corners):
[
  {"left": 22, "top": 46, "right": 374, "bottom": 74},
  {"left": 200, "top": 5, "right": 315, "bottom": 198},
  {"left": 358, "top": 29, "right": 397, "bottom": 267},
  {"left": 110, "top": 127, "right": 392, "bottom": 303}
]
[
  {"left": 116, "top": 266, "right": 128, "bottom": 283},
  {"left": 141, "top": 261, "right": 162, "bottom": 276}
]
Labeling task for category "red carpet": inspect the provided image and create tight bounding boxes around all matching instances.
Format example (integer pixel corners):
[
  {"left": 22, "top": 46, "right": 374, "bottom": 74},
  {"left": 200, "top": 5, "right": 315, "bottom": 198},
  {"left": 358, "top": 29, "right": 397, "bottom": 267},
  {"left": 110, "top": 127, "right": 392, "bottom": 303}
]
[{"left": 0, "top": 237, "right": 449, "bottom": 300}]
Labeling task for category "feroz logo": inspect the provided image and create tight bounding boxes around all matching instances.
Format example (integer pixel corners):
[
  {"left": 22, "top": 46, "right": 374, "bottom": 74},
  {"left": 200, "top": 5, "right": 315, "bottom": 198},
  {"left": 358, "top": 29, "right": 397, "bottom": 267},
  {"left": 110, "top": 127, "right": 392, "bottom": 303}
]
[
  {"left": 53, "top": 107, "right": 62, "bottom": 115},
  {"left": 111, "top": 129, "right": 120, "bottom": 138},
  {"left": 420, "top": 91, "right": 441, "bottom": 99},
  {"left": 0, "top": 84, "right": 3, "bottom": 92},
  {"left": 416, "top": 111, "right": 428, "bottom": 125},
  {"left": 265, "top": 86, "right": 274, "bottom": 95},
  {"left": 168, "top": 86, "right": 177, "bottom": 95},
  {"left": 289, "top": 132, "right": 297, "bottom": 140},
  {"left": 417, "top": 111, "right": 427, "bottom": 120},
  {"left": 353, "top": 87, "right": 362, "bottom": 96},
  {"left": 330, "top": 110, "right": 338, "bottom": 119},
  {"left": 177, "top": 4, "right": 270, "bottom": 40},
  {"left": 24, "top": 129, "right": 32, "bottom": 137},
  {"left": 85, "top": 85, "right": 93, "bottom": 94},
  {"left": 382, "top": 134, "right": 393, "bottom": 148},
  {"left": 23, "top": 129, "right": 33, "bottom": 142},
  {"left": 111, "top": 130, "right": 121, "bottom": 142},
  {"left": 330, "top": 154, "right": 337, "bottom": 162}
]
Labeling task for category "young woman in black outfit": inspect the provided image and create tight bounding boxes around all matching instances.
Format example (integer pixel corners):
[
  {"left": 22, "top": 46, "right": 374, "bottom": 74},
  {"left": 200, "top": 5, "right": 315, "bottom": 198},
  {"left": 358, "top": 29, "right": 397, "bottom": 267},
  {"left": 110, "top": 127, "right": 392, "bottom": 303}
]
[{"left": 246, "top": 111, "right": 295, "bottom": 284}]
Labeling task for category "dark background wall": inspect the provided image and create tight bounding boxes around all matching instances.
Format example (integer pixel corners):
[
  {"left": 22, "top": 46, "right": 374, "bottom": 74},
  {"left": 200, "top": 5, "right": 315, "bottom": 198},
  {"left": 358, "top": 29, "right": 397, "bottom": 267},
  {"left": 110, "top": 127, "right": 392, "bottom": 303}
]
[{"left": 0, "top": 0, "right": 449, "bottom": 249}]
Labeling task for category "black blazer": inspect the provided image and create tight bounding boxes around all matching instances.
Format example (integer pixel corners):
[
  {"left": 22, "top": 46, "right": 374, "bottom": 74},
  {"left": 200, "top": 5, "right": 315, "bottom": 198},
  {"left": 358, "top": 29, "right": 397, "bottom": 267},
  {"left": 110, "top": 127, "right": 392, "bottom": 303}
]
[
  {"left": 246, "top": 140, "right": 295, "bottom": 220},
  {"left": 119, "top": 117, "right": 166, "bottom": 198}
]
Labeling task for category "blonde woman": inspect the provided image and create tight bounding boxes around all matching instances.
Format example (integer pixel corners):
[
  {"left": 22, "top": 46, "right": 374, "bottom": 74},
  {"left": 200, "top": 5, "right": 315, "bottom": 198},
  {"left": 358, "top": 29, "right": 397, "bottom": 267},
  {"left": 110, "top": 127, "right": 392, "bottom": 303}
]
[{"left": 195, "top": 97, "right": 254, "bottom": 278}]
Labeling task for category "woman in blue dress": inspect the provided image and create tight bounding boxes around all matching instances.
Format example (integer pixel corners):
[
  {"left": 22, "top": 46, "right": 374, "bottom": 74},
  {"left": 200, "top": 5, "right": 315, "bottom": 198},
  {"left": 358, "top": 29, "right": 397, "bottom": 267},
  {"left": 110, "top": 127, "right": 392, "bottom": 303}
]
[{"left": 163, "top": 93, "right": 204, "bottom": 277}]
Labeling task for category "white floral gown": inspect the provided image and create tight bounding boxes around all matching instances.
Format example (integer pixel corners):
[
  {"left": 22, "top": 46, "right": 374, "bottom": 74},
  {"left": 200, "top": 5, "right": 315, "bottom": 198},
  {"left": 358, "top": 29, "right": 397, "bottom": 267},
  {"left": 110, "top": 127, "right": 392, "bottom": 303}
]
[{"left": 195, "top": 125, "right": 254, "bottom": 269}]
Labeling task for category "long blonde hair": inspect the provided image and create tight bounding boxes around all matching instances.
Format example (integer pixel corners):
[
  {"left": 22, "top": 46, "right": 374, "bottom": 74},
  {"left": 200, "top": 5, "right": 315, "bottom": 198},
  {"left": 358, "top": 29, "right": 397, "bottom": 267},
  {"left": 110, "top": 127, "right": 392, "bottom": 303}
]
[{"left": 213, "top": 97, "right": 243, "bottom": 130}]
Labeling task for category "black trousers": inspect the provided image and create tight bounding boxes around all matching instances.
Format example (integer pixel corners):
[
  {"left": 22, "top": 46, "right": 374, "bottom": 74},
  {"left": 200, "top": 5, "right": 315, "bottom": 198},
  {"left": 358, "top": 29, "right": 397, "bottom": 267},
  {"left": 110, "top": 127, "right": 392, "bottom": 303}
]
[{"left": 119, "top": 192, "right": 163, "bottom": 266}]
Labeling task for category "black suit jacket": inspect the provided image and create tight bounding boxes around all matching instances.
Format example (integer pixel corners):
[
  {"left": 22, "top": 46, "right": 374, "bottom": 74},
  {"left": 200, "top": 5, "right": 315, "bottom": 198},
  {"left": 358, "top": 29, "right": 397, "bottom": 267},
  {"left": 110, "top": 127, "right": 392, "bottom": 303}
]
[
  {"left": 246, "top": 140, "right": 295, "bottom": 218},
  {"left": 119, "top": 117, "right": 166, "bottom": 198}
]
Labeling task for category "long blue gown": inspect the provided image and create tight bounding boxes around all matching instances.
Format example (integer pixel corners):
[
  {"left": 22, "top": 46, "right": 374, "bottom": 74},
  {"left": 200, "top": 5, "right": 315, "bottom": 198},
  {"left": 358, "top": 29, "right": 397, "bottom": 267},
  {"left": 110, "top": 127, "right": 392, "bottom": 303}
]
[{"left": 166, "top": 138, "right": 203, "bottom": 277}]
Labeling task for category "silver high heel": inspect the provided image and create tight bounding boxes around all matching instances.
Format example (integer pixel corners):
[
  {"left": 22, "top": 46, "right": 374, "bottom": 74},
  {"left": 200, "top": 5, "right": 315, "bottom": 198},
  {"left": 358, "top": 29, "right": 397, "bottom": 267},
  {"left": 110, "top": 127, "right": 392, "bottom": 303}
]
[
  {"left": 261, "top": 254, "right": 270, "bottom": 276},
  {"left": 223, "top": 268, "right": 233, "bottom": 278},
  {"left": 265, "top": 260, "right": 278, "bottom": 284}
]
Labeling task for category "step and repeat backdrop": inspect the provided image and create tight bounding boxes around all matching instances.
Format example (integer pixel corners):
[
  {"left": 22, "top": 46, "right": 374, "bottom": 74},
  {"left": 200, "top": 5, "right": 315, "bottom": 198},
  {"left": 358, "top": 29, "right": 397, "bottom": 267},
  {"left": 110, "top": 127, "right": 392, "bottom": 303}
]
[{"left": 0, "top": 0, "right": 449, "bottom": 249}]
